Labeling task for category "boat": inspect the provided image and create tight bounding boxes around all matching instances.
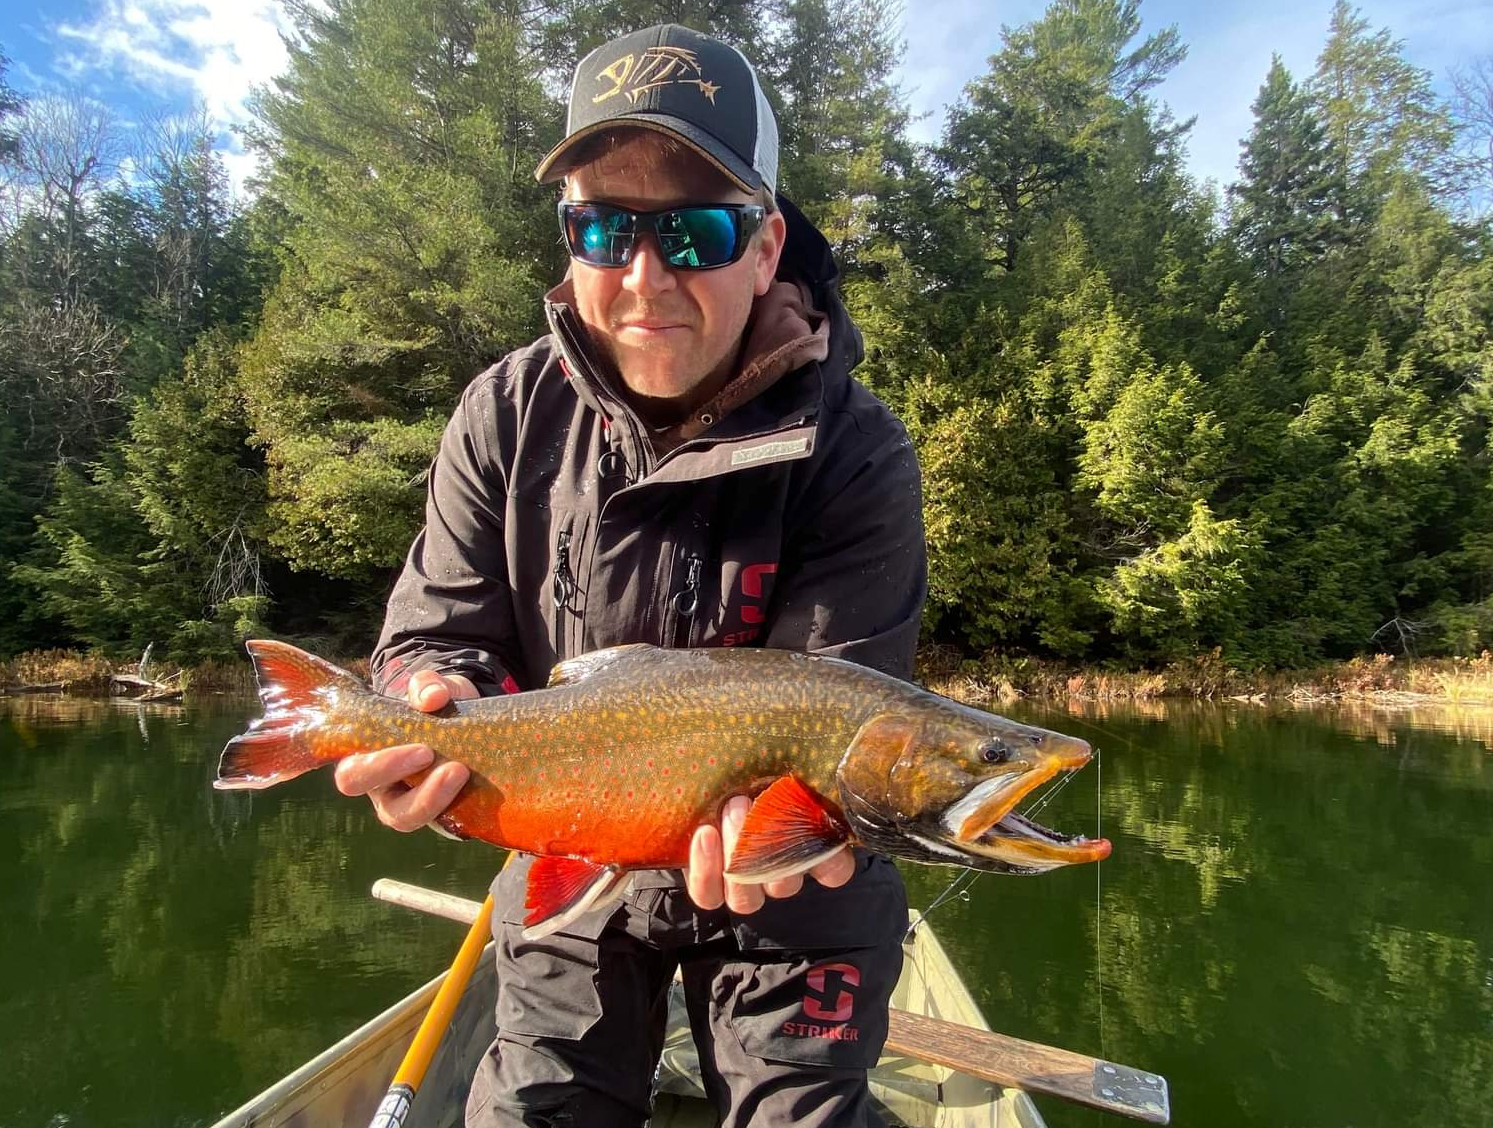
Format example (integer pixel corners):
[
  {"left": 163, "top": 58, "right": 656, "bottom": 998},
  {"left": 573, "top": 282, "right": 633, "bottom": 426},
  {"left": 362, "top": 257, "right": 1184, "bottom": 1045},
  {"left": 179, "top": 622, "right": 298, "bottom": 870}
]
[{"left": 208, "top": 880, "right": 1168, "bottom": 1128}]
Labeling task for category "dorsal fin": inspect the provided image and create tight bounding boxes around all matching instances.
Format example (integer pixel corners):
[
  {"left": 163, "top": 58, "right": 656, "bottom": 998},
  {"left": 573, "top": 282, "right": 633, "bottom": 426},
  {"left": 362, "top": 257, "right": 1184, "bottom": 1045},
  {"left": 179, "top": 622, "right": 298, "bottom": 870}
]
[{"left": 546, "top": 643, "right": 661, "bottom": 688}]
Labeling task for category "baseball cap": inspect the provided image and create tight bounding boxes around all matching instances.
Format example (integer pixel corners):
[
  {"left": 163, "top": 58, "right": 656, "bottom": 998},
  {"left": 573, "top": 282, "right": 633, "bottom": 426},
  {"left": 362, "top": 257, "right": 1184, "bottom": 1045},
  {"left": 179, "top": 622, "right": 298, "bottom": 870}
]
[{"left": 534, "top": 24, "right": 779, "bottom": 197}]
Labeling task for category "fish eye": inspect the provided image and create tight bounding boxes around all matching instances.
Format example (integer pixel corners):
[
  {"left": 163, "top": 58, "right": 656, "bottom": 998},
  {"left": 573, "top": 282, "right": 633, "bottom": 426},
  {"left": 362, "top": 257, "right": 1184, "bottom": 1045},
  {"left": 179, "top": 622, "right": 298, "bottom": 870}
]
[{"left": 979, "top": 740, "right": 1010, "bottom": 765}]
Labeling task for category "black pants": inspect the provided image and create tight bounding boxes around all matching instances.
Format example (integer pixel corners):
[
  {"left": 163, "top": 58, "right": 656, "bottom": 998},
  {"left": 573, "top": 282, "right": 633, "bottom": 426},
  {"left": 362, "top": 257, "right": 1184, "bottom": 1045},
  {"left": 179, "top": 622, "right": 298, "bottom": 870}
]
[{"left": 464, "top": 852, "right": 908, "bottom": 1128}]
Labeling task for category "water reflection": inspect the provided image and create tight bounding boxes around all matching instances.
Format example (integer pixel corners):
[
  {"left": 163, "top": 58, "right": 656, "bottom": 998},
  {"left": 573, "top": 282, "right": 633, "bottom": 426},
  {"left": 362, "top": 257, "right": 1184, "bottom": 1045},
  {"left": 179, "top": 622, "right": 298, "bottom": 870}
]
[
  {"left": 1, "top": 695, "right": 1489, "bottom": 1128},
  {"left": 0, "top": 696, "right": 501, "bottom": 1128},
  {"left": 906, "top": 696, "right": 1492, "bottom": 1128}
]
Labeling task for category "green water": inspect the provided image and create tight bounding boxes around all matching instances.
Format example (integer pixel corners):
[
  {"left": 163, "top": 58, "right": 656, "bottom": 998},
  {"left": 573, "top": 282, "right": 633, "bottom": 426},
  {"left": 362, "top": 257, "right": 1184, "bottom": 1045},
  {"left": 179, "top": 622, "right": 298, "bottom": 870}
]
[{"left": 1, "top": 695, "right": 1489, "bottom": 1127}]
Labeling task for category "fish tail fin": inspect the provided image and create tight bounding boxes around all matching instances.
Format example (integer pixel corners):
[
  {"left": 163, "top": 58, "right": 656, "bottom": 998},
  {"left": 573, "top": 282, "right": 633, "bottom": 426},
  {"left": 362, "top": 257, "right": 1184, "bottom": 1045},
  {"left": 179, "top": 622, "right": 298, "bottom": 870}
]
[{"left": 214, "top": 640, "right": 370, "bottom": 791}]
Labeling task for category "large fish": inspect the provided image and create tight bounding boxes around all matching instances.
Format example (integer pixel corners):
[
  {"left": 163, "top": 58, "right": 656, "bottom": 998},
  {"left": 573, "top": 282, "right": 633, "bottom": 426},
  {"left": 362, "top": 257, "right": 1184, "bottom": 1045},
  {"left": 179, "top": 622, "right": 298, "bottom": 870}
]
[{"left": 215, "top": 641, "right": 1110, "bottom": 937}]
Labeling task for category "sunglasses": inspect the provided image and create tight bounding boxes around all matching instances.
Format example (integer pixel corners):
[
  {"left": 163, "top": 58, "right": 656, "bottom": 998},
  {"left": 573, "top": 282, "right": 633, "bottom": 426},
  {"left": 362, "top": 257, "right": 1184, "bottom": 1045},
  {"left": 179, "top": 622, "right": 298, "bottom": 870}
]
[{"left": 558, "top": 202, "right": 766, "bottom": 270}]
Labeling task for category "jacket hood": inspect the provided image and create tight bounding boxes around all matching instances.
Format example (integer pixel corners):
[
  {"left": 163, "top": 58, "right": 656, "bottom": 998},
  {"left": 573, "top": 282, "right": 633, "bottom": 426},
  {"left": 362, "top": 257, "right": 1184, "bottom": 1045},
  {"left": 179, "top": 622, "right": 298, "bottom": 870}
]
[{"left": 774, "top": 193, "right": 863, "bottom": 375}]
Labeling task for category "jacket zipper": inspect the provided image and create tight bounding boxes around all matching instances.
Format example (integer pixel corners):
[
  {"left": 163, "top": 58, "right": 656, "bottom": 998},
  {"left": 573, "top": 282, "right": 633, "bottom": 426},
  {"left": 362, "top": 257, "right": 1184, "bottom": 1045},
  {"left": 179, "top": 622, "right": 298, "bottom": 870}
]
[
  {"left": 552, "top": 523, "right": 579, "bottom": 655},
  {"left": 671, "top": 551, "right": 703, "bottom": 647}
]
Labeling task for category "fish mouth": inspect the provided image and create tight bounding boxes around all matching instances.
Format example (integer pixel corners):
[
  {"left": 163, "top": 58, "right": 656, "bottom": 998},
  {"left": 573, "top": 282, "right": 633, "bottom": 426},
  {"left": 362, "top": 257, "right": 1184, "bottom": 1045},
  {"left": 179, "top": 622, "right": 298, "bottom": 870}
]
[
  {"left": 938, "top": 738, "right": 1110, "bottom": 873},
  {"left": 963, "top": 808, "right": 1112, "bottom": 873}
]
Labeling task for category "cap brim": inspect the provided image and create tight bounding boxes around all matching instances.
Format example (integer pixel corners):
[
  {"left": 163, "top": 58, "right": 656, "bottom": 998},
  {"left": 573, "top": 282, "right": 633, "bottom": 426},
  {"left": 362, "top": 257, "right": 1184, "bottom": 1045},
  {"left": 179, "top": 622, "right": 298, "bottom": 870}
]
[{"left": 534, "top": 114, "right": 762, "bottom": 195}]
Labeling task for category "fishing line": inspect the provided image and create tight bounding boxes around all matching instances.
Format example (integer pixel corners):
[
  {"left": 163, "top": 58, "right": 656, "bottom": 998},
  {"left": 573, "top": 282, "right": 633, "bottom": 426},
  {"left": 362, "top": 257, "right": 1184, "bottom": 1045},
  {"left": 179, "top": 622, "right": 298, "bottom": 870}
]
[
  {"left": 1021, "top": 765, "right": 1079, "bottom": 817},
  {"left": 904, "top": 867, "right": 982, "bottom": 940},
  {"left": 1096, "top": 745, "right": 1105, "bottom": 1060}
]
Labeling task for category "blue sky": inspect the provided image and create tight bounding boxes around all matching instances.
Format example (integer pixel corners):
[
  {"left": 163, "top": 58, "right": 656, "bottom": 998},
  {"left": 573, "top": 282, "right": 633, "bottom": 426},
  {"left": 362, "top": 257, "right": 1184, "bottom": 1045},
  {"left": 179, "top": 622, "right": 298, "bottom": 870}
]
[{"left": 2, "top": 0, "right": 1489, "bottom": 200}]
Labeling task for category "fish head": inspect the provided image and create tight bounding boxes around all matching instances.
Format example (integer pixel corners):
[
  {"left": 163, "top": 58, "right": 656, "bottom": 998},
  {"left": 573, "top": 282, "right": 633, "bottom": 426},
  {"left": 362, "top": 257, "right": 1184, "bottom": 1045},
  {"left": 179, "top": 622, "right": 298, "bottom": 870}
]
[{"left": 836, "top": 704, "right": 1111, "bottom": 875}]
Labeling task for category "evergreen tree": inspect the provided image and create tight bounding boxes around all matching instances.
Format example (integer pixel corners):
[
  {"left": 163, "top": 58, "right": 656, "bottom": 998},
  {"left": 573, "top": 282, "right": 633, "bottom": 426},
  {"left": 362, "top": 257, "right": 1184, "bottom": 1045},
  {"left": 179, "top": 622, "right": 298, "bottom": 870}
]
[
  {"left": 1231, "top": 57, "right": 1338, "bottom": 282},
  {"left": 0, "top": 49, "right": 23, "bottom": 164},
  {"left": 762, "top": 0, "right": 909, "bottom": 267},
  {"left": 1310, "top": 0, "right": 1456, "bottom": 218},
  {"left": 938, "top": 0, "right": 1185, "bottom": 276},
  {"left": 240, "top": 0, "right": 561, "bottom": 580}
]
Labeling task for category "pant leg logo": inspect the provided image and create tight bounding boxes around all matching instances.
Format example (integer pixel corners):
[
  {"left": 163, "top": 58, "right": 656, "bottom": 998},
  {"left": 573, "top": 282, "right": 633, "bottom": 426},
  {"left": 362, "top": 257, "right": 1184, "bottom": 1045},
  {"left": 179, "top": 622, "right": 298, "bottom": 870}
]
[{"left": 802, "top": 961, "right": 860, "bottom": 1021}]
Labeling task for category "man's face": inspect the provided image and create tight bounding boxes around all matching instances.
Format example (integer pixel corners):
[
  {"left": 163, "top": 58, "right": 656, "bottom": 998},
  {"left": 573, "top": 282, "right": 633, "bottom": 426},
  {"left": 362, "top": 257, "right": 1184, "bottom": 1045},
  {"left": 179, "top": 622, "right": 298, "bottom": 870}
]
[{"left": 563, "top": 134, "right": 785, "bottom": 418}]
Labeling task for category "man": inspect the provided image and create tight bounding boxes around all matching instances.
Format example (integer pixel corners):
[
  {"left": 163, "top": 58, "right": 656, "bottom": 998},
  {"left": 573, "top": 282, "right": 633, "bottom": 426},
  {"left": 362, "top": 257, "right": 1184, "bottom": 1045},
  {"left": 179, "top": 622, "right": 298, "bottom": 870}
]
[{"left": 334, "top": 24, "right": 927, "bottom": 1128}]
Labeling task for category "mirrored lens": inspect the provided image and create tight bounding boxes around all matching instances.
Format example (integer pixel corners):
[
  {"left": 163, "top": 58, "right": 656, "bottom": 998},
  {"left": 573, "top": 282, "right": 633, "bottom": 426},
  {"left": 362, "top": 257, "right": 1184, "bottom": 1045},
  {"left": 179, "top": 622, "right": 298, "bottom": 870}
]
[
  {"left": 564, "top": 205, "right": 636, "bottom": 266},
  {"left": 657, "top": 208, "right": 738, "bottom": 268}
]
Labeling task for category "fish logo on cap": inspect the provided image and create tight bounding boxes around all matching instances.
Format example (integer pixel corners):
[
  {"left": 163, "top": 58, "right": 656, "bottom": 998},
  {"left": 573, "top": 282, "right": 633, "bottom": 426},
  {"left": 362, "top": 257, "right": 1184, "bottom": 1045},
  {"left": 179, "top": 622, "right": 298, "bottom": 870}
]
[{"left": 592, "top": 46, "right": 722, "bottom": 105}]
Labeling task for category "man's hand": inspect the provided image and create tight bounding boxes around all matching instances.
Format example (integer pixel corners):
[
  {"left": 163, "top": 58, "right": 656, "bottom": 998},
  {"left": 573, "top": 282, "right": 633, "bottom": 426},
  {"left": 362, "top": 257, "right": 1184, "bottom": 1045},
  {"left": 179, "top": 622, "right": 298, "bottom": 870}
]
[
  {"left": 333, "top": 669, "right": 476, "bottom": 831},
  {"left": 685, "top": 794, "right": 856, "bottom": 913}
]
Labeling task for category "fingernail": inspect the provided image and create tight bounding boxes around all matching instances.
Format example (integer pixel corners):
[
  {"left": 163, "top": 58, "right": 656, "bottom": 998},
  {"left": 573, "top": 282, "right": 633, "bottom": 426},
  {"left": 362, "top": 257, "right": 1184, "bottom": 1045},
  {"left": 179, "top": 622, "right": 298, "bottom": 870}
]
[{"left": 418, "top": 685, "right": 441, "bottom": 707}]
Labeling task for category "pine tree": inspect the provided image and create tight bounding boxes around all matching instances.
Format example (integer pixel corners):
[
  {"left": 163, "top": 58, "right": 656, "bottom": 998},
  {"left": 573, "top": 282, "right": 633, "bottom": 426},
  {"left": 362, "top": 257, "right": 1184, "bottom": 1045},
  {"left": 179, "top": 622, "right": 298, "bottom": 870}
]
[
  {"left": 0, "top": 49, "right": 23, "bottom": 164},
  {"left": 939, "top": 0, "right": 1185, "bottom": 275},
  {"left": 1231, "top": 57, "right": 1338, "bottom": 281},
  {"left": 240, "top": 0, "right": 561, "bottom": 579},
  {"left": 1310, "top": 0, "right": 1455, "bottom": 218}
]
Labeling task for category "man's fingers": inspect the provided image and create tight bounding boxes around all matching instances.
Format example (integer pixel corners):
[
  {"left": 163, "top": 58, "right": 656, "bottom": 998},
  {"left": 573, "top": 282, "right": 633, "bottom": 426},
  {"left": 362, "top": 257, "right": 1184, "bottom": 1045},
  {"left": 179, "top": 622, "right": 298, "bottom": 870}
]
[
  {"left": 720, "top": 796, "right": 765, "bottom": 915},
  {"left": 371, "top": 761, "right": 470, "bottom": 832},
  {"left": 687, "top": 823, "right": 726, "bottom": 911},
  {"left": 809, "top": 845, "right": 856, "bottom": 889},
  {"left": 407, "top": 671, "right": 452, "bottom": 712},
  {"left": 764, "top": 873, "right": 804, "bottom": 899},
  {"left": 335, "top": 744, "right": 434, "bottom": 796}
]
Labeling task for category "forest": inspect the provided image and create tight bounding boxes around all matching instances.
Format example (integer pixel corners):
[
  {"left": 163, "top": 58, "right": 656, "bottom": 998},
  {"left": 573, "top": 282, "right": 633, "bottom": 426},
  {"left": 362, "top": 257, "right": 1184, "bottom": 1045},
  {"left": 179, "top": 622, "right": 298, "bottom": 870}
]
[{"left": 0, "top": 0, "right": 1490, "bottom": 671}]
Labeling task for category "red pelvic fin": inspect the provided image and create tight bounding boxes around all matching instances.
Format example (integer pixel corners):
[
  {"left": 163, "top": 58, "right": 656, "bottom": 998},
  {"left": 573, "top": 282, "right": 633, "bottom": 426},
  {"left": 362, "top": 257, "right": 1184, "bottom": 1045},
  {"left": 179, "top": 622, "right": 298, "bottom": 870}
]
[
  {"left": 214, "top": 640, "right": 369, "bottom": 791},
  {"left": 726, "top": 775, "right": 849, "bottom": 884},
  {"left": 522, "top": 857, "right": 627, "bottom": 940}
]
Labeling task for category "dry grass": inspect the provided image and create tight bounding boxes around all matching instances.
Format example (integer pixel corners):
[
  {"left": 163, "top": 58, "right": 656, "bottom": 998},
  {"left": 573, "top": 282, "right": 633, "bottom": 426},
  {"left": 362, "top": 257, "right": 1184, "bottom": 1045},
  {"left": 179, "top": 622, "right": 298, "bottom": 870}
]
[
  {"left": 0, "top": 649, "right": 116, "bottom": 692},
  {"left": 182, "top": 653, "right": 369, "bottom": 695},
  {"left": 917, "top": 646, "right": 1493, "bottom": 706},
  {"left": 0, "top": 647, "right": 370, "bottom": 698}
]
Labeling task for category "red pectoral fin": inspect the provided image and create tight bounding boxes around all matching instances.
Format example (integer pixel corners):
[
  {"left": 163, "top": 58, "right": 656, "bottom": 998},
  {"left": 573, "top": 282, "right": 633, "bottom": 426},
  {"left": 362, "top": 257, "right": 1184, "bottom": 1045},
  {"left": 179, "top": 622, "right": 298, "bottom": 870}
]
[
  {"left": 725, "top": 775, "right": 849, "bottom": 884},
  {"left": 522, "top": 857, "right": 627, "bottom": 940}
]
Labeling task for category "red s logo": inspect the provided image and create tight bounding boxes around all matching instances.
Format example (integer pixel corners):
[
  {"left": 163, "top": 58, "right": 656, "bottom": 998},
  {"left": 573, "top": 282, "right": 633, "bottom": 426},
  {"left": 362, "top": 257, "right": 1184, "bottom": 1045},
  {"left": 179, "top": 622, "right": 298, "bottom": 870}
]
[
  {"left": 803, "top": 962, "right": 860, "bottom": 1021},
  {"left": 740, "top": 562, "right": 778, "bottom": 625}
]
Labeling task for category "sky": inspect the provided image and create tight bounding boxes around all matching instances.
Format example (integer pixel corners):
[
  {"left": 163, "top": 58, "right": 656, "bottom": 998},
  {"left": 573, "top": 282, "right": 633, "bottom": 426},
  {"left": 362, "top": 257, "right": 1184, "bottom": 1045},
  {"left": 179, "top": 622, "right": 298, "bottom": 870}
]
[{"left": 1, "top": 0, "right": 1490, "bottom": 201}]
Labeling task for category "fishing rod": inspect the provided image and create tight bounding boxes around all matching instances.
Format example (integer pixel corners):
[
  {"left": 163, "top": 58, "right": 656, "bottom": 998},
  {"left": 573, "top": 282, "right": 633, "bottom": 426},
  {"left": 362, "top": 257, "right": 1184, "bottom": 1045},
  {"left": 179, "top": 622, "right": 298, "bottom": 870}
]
[{"left": 365, "top": 858, "right": 508, "bottom": 1128}]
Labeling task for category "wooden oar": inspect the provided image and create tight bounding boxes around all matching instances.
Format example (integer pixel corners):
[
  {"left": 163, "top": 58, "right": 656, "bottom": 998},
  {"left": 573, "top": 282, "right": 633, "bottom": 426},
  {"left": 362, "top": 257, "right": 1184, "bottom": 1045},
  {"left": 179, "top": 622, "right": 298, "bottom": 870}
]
[
  {"left": 364, "top": 886, "right": 496, "bottom": 1128},
  {"left": 370, "top": 878, "right": 1171, "bottom": 1125}
]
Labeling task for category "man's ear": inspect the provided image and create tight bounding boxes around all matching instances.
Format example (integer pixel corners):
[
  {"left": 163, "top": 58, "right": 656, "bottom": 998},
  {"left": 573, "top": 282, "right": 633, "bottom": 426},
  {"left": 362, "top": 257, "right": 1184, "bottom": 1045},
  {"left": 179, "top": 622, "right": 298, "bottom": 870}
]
[{"left": 752, "top": 210, "right": 787, "bottom": 296}]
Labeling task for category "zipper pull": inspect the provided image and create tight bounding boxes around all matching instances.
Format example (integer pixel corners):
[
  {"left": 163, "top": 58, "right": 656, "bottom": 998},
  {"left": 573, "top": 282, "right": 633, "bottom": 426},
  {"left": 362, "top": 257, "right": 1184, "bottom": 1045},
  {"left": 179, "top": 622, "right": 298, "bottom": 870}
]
[
  {"left": 597, "top": 448, "right": 627, "bottom": 479},
  {"left": 673, "top": 553, "right": 703, "bottom": 618},
  {"left": 553, "top": 528, "right": 577, "bottom": 610}
]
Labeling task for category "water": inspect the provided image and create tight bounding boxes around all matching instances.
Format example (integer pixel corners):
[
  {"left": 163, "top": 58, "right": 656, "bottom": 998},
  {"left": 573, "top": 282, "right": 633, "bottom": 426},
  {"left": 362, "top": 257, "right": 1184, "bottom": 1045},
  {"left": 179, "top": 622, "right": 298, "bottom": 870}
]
[{"left": 1, "top": 694, "right": 1489, "bottom": 1127}]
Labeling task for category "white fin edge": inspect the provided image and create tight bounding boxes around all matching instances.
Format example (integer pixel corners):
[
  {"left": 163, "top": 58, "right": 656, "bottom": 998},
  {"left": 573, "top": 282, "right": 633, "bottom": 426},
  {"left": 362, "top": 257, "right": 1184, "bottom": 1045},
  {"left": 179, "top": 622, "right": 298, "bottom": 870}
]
[
  {"left": 724, "top": 843, "right": 848, "bottom": 885},
  {"left": 520, "top": 868, "right": 630, "bottom": 941}
]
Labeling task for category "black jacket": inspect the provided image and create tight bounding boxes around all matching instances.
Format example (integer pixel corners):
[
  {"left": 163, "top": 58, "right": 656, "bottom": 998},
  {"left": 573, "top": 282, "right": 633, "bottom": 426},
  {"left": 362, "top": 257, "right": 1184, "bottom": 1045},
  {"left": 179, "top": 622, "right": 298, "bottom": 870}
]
[{"left": 373, "top": 197, "right": 927, "bottom": 698}]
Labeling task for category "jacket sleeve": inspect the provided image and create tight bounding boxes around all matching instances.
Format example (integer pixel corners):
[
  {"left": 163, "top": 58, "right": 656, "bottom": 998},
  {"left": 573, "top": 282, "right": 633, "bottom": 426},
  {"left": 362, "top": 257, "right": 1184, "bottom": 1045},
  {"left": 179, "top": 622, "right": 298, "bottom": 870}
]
[
  {"left": 371, "top": 371, "right": 519, "bottom": 698},
  {"left": 761, "top": 418, "right": 927, "bottom": 680}
]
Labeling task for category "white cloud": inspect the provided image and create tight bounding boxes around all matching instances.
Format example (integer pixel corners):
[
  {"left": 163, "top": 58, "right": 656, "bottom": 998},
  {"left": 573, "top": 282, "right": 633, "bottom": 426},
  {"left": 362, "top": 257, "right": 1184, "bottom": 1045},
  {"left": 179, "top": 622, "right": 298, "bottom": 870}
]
[{"left": 50, "top": 0, "right": 291, "bottom": 197}]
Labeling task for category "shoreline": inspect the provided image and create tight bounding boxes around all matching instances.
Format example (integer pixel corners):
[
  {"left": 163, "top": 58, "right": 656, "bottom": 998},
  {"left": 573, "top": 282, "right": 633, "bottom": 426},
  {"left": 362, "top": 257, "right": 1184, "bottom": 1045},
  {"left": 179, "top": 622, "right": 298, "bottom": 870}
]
[{"left": 2, "top": 647, "right": 1490, "bottom": 709}]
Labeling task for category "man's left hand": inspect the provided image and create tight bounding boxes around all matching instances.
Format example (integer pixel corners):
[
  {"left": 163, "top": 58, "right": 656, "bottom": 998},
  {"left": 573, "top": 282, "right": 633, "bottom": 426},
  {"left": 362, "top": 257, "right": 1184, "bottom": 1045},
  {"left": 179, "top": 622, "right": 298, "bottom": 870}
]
[{"left": 685, "top": 795, "right": 856, "bottom": 913}]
